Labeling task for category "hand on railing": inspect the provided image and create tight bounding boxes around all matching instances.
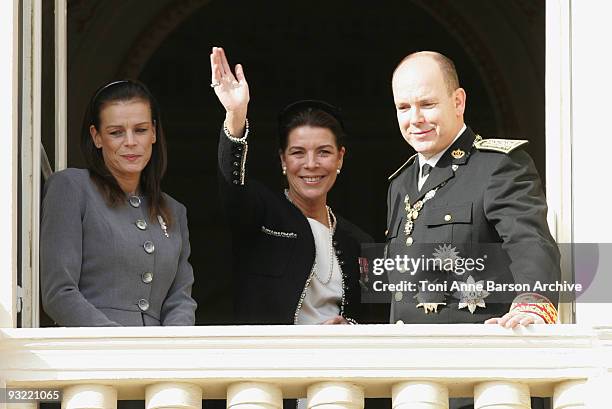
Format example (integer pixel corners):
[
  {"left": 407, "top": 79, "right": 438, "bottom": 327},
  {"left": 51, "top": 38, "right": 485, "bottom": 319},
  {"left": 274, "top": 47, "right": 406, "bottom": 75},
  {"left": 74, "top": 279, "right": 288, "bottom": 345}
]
[{"left": 484, "top": 311, "right": 545, "bottom": 328}]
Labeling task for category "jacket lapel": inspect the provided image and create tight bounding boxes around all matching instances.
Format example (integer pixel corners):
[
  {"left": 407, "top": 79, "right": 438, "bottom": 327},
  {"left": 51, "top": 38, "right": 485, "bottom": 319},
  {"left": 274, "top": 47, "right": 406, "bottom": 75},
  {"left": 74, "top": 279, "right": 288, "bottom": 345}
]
[{"left": 406, "top": 159, "right": 420, "bottom": 205}]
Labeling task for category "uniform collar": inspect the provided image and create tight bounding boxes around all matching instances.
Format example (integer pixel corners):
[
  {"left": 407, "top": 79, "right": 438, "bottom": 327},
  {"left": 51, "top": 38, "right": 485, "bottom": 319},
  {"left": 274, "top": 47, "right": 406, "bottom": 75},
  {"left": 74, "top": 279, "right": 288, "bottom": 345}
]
[
  {"left": 411, "top": 126, "right": 477, "bottom": 202},
  {"left": 417, "top": 124, "right": 466, "bottom": 169}
]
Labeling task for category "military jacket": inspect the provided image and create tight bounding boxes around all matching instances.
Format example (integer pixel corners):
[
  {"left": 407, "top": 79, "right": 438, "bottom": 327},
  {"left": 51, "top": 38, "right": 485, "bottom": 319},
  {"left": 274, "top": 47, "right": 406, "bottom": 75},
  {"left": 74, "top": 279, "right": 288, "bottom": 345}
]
[{"left": 385, "top": 126, "right": 560, "bottom": 323}]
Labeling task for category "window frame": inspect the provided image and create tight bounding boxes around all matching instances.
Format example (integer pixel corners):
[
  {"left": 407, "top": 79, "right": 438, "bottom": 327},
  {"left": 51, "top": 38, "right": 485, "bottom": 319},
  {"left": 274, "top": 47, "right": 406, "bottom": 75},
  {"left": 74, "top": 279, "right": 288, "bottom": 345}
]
[{"left": 14, "top": 0, "right": 574, "bottom": 328}]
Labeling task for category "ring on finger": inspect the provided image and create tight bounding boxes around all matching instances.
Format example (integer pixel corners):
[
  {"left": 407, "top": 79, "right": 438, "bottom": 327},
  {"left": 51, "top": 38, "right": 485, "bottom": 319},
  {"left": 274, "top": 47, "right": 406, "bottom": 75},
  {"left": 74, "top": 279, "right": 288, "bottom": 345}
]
[{"left": 210, "top": 81, "right": 221, "bottom": 88}]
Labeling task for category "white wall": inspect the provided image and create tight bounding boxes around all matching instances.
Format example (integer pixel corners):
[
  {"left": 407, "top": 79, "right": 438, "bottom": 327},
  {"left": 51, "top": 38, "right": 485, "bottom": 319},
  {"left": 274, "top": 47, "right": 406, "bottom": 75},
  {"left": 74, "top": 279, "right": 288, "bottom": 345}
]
[{"left": 570, "top": 0, "right": 612, "bottom": 325}]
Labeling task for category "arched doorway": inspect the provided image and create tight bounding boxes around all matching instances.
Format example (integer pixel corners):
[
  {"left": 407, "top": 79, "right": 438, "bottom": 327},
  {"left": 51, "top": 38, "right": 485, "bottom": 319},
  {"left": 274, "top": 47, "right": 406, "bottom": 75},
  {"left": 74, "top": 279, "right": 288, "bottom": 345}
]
[{"left": 64, "top": 0, "right": 545, "bottom": 325}]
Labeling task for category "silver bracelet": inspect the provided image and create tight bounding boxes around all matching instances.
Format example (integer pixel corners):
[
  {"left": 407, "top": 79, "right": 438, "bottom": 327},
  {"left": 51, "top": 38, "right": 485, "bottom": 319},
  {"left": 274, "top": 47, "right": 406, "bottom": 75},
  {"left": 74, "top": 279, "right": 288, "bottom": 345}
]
[{"left": 223, "top": 118, "right": 249, "bottom": 144}]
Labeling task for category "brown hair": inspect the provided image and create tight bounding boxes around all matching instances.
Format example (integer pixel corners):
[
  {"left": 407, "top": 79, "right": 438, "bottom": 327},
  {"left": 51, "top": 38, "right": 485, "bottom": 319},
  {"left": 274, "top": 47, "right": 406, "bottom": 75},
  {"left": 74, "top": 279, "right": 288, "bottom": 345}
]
[
  {"left": 277, "top": 99, "right": 345, "bottom": 152},
  {"left": 81, "top": 79, "right": 173, "bottom": 227}
]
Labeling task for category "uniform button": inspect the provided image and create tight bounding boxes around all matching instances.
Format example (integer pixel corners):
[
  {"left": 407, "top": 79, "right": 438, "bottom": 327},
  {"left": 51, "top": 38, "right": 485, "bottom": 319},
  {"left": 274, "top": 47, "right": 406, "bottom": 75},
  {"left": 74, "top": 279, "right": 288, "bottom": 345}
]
[
  {"left": 444, "top": 214, "right": 452, "bottom": 222},
  {"left": 138, "top": 299, "right": 150, "bottom": 311},
  {"left": 232, "top": 170, "right": 239, "bottom": 176},
  {"left": 142, "top": 272, "right": 153, "bottom": 284},
  {"left": 236, "top": 146, "right": 242, "bottom": 152},
  {"left": 395, "top": 291, "right": 403, "bottom": 301},
  {"left": 135, "top": 219, "right": 147, "bottom": 230},
  {"left": 128, "top": 196, "right": 141, "bottom": 208},
  {"left": 406, "top": 237, "right": 414, "bottom": 246},
  {"left": 143, "top": 241, "right": 155, "bottom": 254},
  {"left": 233, "top": 161, "right": 239, "bottom": 167},
  {"left": 234, "top": 153, "right": 241, "bottom": 158},
  {"left": 232, "top": 180, "right": 239, "bottom": 185}
]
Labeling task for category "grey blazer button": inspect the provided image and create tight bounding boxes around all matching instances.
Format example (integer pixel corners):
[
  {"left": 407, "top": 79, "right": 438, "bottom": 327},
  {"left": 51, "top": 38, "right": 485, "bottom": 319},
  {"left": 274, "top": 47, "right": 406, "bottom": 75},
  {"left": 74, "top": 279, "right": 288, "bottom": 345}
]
[
  {"left": 142, "top": 271, "right": 153, "bottom": 284},
  {"left": 129, "top": 196, "right": 141, "bottom": 208},
  {"left": 143, "top": 240, "right": 155, "bottom": 254},
  {"left": 138, "top": 298, "right": 150, "bottom": 311},
  {"left": 136, "top": 219, "right": 147, "bottom": 230}
]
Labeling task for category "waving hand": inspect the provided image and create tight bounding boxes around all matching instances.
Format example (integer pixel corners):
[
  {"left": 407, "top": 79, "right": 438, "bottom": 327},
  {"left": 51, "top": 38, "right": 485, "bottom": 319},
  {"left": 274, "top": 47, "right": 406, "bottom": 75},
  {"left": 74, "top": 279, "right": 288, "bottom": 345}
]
[{"left": 210, "top": 47, "right": 249, "bottom": 136}]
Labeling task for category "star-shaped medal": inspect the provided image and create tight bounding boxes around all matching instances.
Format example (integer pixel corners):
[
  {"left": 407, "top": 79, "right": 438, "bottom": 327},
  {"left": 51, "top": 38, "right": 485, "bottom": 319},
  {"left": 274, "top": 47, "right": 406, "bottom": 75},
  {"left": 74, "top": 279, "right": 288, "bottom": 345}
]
[
  {"left": 453, "top": 275, "right": 490, "bottom": 313},
  {"left": 432, "top": 244, "right": 463, "bottom": 273}
]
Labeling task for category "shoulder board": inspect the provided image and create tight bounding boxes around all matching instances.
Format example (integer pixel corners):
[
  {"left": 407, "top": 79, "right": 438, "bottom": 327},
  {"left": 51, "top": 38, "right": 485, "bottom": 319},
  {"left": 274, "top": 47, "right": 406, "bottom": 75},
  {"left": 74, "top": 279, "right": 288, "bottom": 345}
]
[
  {"left": 388, "top": 154, "right": 418, "bottom": 180},
  {"left": 473, "top": 138, "right": 529, "bottom": 154}
]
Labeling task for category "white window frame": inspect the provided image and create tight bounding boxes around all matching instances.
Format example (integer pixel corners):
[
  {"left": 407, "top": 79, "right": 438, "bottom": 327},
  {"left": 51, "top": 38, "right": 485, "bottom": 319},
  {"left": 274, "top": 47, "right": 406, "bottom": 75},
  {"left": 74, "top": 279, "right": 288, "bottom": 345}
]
[
  {"left": 19, "top": 0, "right": 66, "bottom": 328},
  {"left": 545, "top": 0, "right": 574, "bottom": 324}
]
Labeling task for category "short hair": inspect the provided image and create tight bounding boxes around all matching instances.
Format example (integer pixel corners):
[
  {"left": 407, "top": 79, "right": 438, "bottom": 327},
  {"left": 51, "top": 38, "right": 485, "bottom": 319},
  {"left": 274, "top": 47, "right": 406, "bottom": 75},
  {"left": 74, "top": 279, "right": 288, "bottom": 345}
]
[
  {"left": 393, "top": 51, "right": 460, "bottom": 95},
  {"left": 277, "top": 100, "right": 345, "bottom": 152},
  {"left": 81, "top": 79, "right": 173, "bottom": 227}
]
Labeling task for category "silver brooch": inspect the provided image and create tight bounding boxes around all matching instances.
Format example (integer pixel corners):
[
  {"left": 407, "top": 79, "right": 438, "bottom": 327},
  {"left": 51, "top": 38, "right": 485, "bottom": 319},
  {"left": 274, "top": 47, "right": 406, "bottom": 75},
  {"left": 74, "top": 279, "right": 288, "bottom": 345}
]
[
  {"left": 432, "top": 244, "right": 463, "bottom": 273},
  {"left": 157, "top": 215, "right": 169, "bottom": 238},
  {"left": 453, "top": 275, "right": 490, "bottom": 313}
]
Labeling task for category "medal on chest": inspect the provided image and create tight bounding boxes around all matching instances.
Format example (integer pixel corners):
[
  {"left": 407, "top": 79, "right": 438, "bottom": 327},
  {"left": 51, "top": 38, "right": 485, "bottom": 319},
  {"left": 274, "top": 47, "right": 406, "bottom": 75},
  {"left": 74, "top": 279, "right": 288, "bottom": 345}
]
[{"left": 403, "top": 188, "right": 437, "bottom": 247}]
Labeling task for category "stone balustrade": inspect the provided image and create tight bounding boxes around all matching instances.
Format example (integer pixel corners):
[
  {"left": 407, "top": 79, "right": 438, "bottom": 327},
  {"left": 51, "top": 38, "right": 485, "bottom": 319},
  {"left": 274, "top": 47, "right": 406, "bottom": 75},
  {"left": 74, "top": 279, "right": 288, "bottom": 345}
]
[{"left": 1, "top": 325, "right": 609, "bottom": 409}]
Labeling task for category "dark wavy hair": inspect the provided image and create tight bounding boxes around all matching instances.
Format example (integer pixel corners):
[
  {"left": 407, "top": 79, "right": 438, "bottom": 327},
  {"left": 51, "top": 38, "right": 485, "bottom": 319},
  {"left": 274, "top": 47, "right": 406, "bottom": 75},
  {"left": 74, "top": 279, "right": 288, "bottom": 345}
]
[
  {"left": 81, "top": 79, "right": 172, "bottom": 227},
  {"left": 277, "top": 100, "right": 346, "bottom": 152}
]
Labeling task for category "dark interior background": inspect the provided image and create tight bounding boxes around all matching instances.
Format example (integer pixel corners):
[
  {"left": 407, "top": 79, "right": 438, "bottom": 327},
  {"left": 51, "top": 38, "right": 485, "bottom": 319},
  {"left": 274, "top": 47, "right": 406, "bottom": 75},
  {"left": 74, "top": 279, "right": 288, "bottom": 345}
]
[{"left": 39, "top": 0, "right": 545, "bottom": 326}]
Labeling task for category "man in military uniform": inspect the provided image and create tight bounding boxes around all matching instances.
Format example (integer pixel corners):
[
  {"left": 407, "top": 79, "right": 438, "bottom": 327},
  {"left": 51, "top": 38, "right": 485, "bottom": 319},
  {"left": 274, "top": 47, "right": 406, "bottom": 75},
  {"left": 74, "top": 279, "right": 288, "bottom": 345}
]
[
  {"left": 386, "top": 51, "right": 560, "bottom": 326},
  {"left": 385, "top": 50, "right": 560, "bottom": 409}
]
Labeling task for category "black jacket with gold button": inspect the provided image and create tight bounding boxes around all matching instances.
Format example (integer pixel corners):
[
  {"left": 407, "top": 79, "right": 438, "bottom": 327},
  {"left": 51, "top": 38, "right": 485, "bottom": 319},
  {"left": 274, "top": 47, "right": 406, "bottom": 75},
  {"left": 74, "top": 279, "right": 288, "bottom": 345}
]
[
  {"left": 385, "top": 126, "right": 561, "bottom": 324},
  {"left": 218, "top": 128, "right": 375, "bottom": 325}
]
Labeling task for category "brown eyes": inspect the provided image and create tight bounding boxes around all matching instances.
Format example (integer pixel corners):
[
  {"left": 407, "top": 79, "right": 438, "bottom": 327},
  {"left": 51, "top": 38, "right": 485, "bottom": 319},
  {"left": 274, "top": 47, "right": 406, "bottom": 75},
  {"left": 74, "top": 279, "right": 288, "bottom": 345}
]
[
  {"left": 108, "top": 128, "right": 149, "bottom": 137},
  {"left": 289, "top": 150, "right": 332, "bottom": 157}
]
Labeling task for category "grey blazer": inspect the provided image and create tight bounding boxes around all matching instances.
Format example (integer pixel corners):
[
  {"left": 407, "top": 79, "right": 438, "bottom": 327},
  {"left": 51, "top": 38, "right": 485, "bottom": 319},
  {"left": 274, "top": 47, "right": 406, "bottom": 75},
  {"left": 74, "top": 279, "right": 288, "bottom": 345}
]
[{"left": 41, "top": 168, "right": 197, "bottom": 326}]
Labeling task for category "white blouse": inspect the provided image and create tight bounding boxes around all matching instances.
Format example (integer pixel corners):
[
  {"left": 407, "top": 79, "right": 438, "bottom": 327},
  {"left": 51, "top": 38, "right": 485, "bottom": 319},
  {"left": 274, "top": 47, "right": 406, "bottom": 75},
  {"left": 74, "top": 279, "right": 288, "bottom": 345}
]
[{"left": 295, "top": 217, "right": 342, "bottom": 325}]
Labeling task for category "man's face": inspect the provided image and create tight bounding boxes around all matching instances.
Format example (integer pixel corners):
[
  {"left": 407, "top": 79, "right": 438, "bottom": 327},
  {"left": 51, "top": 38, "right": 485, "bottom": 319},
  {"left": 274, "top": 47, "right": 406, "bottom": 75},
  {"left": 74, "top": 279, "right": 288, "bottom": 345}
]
[{"left": 392, "top": 57, "right": 466, "bottom": 159}]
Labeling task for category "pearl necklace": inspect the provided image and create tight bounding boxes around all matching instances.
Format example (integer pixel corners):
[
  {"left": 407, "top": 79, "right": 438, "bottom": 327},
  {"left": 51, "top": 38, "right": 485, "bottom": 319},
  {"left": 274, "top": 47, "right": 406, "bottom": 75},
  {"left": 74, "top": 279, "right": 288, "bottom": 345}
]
[
  {"left": 314, "top": 205, "right": 337, "bottom": 284},
  {"left": 284, "top": 190, "right": 337, "bottom": 285}
]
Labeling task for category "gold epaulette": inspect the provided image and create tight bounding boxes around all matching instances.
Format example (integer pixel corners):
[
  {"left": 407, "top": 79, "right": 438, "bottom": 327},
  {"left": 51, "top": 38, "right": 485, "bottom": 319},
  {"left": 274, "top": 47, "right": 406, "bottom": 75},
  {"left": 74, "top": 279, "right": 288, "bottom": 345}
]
[
  {"left": 388, "top": 153, "right": 418, "bottom": 180},
  {"left": 473, "top": 138, "right": 529, "bottom": 154}
]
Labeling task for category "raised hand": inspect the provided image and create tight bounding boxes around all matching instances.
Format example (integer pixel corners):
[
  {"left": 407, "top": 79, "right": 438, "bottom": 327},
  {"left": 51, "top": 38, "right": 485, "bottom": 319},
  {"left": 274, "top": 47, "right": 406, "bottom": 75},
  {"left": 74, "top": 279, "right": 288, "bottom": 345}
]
[{"left": 210, "top": 47, "right": 249, "bottom": 136}]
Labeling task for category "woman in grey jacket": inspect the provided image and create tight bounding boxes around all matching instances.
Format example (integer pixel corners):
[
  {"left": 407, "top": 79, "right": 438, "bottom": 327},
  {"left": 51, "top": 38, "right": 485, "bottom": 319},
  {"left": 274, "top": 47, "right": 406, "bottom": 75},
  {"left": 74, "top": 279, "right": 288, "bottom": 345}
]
[{"left": 41, "top": 80, "right": 197, "bottom": 327}]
